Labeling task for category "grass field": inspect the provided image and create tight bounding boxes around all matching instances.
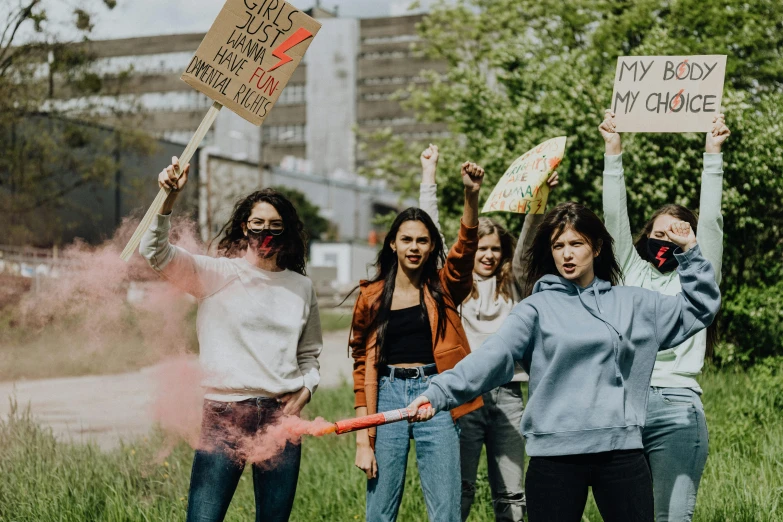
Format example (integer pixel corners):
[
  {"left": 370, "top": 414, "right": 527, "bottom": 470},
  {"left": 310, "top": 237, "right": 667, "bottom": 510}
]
[{"left": 1, "top": 361, "right": 781, "bottom": 521}]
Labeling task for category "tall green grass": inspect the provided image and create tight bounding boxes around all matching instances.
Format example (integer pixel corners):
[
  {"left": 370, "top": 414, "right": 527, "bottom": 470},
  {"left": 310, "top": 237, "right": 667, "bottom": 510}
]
[{"left": 1, "top": 362, "right": 782, "bottom": 521}]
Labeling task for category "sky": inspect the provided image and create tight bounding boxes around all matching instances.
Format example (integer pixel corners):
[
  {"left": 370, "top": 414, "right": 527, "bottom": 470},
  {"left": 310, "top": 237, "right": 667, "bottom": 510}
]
[{"left": 35, "top": 0, "right": 435, "bottom": 41}]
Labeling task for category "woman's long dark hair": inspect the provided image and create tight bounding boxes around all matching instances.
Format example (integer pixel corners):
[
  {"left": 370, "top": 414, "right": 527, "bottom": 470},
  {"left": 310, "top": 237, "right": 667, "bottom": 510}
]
[
  {"left": 634, "top": 203, "right": 718, "bottom": 357},
  {"left": 468, "top": 217, "right": 517, "bottom": 302},
  {"left": 209, "top": 189, "right": 308, "bottom": 275},
  {"left": 366, "top": 208, "right": 449, "bottom": 366},
  {"left": 522, "top": 202, "right": 622, "bottom": 297}
]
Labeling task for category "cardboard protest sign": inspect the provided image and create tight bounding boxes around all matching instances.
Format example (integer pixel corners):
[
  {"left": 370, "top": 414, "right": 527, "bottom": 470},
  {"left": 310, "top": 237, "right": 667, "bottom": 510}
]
[
  {"left": 611, "top": 55, "right": 727, "bottom": 133},
  {"left": 181, "top": 0, "right": 321, "bottom": 126},
  {"left": 482, "top": 136, "right": 566, "bottom": 215},
  {"left": 120, "top": 1, "right": 320, "bottom": 261}
]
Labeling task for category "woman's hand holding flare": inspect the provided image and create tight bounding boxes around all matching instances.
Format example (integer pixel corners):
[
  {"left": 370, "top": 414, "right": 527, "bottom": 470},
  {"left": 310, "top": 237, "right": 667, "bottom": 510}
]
[{"left": 407, "top": 396, "right": 435, "bottom": 422}]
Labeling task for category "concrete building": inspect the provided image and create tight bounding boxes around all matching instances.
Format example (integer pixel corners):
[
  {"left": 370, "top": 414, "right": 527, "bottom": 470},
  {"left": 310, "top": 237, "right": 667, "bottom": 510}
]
[
  {"left": 200, "top": 151, "right": 403, "bottom": 243},
  {"left": 41, "top": 8, "right": 445, "bottom": 260},
  {"left": 76, "top": 10, "right": 448, "bottom": 175}
]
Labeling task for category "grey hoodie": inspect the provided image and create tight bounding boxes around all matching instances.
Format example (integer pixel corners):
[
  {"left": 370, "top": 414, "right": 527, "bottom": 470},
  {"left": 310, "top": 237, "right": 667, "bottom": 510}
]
[{"left": 423, "top": 245, "right": 720, "bottom": 457}]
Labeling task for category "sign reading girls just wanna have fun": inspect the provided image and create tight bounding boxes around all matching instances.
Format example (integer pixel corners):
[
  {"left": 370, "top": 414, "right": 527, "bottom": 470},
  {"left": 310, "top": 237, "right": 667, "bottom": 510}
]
[
  {"left": 181, "top": 0, "right": 321, "bottom": 125},
  {"left": 120, "top": 0, "right": 320, "bottom": 261}
]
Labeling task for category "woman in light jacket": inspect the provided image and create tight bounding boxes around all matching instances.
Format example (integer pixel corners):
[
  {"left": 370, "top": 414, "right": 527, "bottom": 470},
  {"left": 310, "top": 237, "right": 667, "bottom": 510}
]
[{"left": 599, "top": 110, "right": 730, "bottom": 522}]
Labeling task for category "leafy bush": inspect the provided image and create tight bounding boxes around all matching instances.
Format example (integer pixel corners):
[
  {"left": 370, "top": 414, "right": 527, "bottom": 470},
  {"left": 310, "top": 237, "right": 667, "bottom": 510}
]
[{"left": 716, "top": 283, "right": 783, "bottom": 365}]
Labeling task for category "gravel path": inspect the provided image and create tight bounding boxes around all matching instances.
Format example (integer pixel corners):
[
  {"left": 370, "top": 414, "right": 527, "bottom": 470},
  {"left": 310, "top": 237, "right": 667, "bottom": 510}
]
[{"left": 0, "top": 329, "right": 352, "bottom": 450}]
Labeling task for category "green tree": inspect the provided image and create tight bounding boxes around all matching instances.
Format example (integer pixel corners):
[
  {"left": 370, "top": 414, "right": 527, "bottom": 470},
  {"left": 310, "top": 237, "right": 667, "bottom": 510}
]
[
  {"left": 365, "top": 0, "right": 783, "bottom": 297},
  {"left": 272, "top": 185, "right": 331, "bottom": 242},
  {"left": 0, "top": 0, "right": 153, "bottom": 245}
]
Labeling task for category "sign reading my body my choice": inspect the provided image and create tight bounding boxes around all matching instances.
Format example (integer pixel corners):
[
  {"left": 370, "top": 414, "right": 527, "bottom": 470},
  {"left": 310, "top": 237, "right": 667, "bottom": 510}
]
[
  {"left": 181, "top": 0, "right": 321, "bottom": 126},
  {"left": 611, "top": 55, "right": 727, "bottom": 133}
]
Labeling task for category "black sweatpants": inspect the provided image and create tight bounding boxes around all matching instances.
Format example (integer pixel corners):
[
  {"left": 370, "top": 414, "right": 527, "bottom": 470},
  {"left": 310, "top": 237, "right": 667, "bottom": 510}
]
[{"left": 525, "top": 449, "right": 654, "bottom": 522}]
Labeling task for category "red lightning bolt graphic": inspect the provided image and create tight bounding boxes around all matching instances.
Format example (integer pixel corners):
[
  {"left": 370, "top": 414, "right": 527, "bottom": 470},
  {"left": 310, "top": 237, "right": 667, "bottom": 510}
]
[
  {"left": 677, "top": 59, "right": 689, "bottom": 79},
  {"left": 269, "top": 28, "right": 314, "bottom": 72},
  {"left": 256, "top": 234, "right": 275, "bottom": 257},
  {"left": 669, "top": 88, "right": 685, "bottom": 113},
  {"left": 655, "top": 246, "right": 670, "bottom": 268}
]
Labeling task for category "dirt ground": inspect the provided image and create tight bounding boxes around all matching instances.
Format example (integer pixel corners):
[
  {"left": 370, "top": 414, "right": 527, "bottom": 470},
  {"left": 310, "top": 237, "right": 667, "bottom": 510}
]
[{"left": 0, "top": 329, "right": 353, "bottom": 450}]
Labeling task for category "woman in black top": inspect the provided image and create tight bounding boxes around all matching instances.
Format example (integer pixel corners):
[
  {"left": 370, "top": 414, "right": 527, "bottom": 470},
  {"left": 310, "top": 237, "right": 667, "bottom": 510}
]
[{"left": 350, "top": 161, "right": 485, "bottom": 522}]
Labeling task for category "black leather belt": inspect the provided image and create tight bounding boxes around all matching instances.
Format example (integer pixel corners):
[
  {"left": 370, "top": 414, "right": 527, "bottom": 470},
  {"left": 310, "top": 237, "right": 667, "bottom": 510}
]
[{"left": 379, "top": 365, "right": 438, "bottom": 379}]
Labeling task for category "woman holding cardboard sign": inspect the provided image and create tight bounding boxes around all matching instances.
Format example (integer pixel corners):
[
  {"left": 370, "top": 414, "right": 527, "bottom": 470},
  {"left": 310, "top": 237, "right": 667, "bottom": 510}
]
[
  {"left": 405, "top": 200, "right": 721, "bottom": 522},
  {"left": 350, "top": 160, "right": 485, "bottom": 522},
  {"left": 419, "top": 144, "right": 558, "bottom": 522},
  {"left": 599, "top": 109, "right": 729, "bottom": 522},
  {"left": 140, "top": 157, "right": 322, "bottom": 522}
]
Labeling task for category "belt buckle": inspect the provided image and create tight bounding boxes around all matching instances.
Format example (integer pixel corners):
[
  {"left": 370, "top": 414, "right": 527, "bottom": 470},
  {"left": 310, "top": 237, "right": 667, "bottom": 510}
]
[{"left": 411, "top": 367, "right": 421, "bottom": 379}]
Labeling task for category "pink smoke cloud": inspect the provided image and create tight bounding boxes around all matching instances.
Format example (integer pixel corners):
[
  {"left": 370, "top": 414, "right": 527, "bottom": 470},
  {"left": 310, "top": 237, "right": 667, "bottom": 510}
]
[{"left": 14, "top": 217, "right": 334, "bottom": 465}]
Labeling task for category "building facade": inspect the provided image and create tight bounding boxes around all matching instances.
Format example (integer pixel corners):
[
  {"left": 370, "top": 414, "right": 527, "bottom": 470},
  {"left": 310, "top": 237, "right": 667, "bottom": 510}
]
[{"left": 79, "top": 10, "right": 448, "bottom": 175}]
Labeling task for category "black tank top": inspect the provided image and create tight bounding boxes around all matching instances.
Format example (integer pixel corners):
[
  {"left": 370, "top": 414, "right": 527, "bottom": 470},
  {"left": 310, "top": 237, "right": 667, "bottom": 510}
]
[{"left": 384, "top": 305, "right": 434, "bottom": 365}]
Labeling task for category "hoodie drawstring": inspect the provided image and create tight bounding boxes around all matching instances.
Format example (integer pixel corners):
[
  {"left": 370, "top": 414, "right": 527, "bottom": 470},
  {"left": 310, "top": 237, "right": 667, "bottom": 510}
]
[{"left": 577, "top": 285, "right": 624, "bottom": 384}]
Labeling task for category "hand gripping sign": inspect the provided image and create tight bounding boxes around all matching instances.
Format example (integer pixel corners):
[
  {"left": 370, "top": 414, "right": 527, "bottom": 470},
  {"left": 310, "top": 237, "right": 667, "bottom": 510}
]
[
  {"left": 611, "top": 55, "right": 727, "bottom": 133},
  {"left": 481, "top": 136, "right": 567, "bottom": 215},
  {"left": 120, "top": 0, "right": 321, "bottom": 261}
]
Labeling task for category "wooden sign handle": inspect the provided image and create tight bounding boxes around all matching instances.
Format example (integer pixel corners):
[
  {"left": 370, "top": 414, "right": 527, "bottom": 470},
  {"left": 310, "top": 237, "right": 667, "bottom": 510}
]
[{"left": 120, "top": 101, "right": 223, "bottom": 262}]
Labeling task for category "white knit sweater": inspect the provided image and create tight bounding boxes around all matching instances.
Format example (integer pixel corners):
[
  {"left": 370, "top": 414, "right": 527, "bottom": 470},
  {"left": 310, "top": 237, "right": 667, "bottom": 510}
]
[{"left": 140, "top": 214, "right": 322, "bottom": 401}]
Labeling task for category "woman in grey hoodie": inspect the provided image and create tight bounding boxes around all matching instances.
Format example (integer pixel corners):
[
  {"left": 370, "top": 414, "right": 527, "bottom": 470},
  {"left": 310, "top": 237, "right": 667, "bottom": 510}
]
[{"left": 406, "top": 202, "right": 721, "bottom": 522}]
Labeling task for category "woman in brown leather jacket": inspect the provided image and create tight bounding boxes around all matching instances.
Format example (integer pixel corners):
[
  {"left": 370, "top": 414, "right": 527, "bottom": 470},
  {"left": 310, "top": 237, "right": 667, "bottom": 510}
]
[{"left": 350, "top": 160, "right": 485, "bottom": 522}]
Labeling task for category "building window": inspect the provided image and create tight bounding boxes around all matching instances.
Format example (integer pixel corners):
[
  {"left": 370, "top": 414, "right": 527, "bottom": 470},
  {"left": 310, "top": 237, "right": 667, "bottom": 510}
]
[
  {"left": 360, "top": 51, "right": 410, "bottom": 60},
  {"left": 262, "top": 125, "right": 306, "bottom": 144},
  {"left": 277, "top": 83, "right": 306, "bottom": 105},
  {"left": 359, "top": 117, "right": 417, "bottom": 126},
  {"left": 362, "top": 34, "right": 419, "bottom": 45},
  {"left": 93, "top": 52, "right": 195, "bottom": 76}
]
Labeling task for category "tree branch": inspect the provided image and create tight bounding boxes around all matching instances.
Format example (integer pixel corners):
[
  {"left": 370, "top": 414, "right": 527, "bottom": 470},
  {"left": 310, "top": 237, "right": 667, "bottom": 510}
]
[{"left": 0, "top": 0, "right": 42, "bottom": 67}]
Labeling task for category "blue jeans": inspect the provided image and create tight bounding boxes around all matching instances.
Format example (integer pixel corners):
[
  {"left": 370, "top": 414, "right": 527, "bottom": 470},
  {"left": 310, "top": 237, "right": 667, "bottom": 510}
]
[
  {"left": 460, "top": 383, "right": 526, "bottom": 521},
  {"left": 186, "top": 398, "right": 301, "bottom": 522},
  {"left": 643, "top": 387, "right": 709, "bottom": 522},
  {"left": 366, "top": 364, "right": 461, "bottom": 522}
]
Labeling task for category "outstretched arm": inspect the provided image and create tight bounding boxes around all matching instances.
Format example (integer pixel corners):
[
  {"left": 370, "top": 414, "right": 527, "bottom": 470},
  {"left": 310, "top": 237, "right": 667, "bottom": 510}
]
[
  {"left": 419, "top": 144, "right": 447, "bottom": 246},
  {"left": 698, "top": 114, "right": 730, "bottom": 284},
  {"left": 599, "top": 110, "right": 645, "bottom": 276},
  {"left": 408, "top": 304, "right": 536, "bottom": 420},
  {"left": 440, "top": 162, "right": 484, "bottom": 303},
  {"left": 139, "top": 157, "right": 234, "bottom": 298}
]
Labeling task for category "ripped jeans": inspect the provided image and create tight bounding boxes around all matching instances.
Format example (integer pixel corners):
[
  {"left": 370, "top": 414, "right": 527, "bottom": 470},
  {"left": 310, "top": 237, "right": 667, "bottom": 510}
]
[{"left": 460, "top": 383, "right": 527, "bottom": 522}]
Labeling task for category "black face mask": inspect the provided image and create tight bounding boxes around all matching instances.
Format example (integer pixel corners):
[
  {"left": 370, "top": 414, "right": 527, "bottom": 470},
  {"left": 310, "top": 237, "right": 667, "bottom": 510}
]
[
  {"left": 646, "top": 238, "right": 679, "bottom": 272},
  {"left": 247, "top": 229, "right": 283, "bottom": 259}
]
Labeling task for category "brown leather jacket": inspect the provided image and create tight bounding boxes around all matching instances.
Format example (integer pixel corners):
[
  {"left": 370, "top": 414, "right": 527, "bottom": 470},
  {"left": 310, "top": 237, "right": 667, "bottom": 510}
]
[{"left": 350, "top": 220, "right": 484, "bottom": 447}]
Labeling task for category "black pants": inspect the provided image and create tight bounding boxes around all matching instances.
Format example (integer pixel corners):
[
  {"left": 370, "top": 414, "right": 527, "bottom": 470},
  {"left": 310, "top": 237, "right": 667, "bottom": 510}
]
[{"left": 525, "top": 449, "right": 654, "bottom": 522}]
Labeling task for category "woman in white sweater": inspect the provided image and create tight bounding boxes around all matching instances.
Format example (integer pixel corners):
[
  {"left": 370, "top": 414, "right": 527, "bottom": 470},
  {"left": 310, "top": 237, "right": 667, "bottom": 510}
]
[
  {"left": 140, "top": 157, "right": 322, "bottom": 522},
  {"left": 599, "top": 111, "right": 730, "bottom": 522},
  {"left": 419, "top": 144, "right": 557, "bottom": 522}
]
